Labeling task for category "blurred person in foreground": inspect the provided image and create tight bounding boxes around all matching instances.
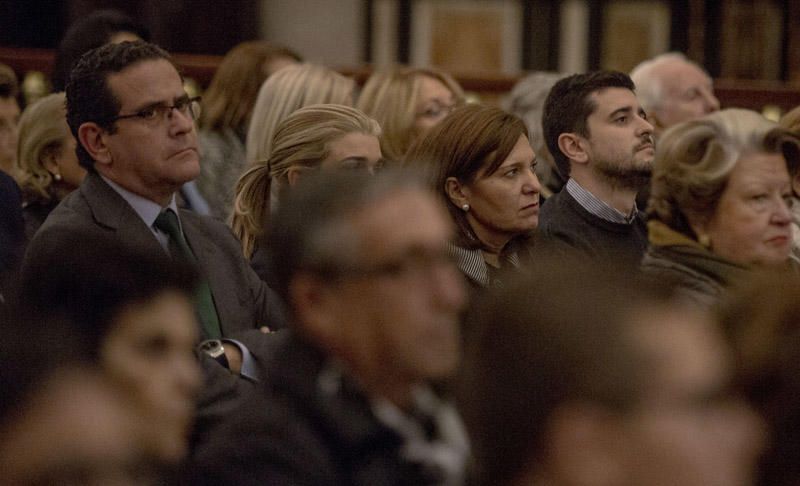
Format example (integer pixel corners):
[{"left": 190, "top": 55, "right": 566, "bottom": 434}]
[
  {"left": 19, "top": 233, "right": 202, "bottom": 477},
  {"left": 631, "top": 52, "right": 719, "bottom": 140},
  {"left": 405, "top": 104, "right": 540, "bottom": 290},
  {"left": 15, "top": 92, "right": 86, "bottom": 238},
  {"left": 192, "top": 170, "right": 469, "bottom": 485},
  {"left": 197, "top": 41, "right": 300, "bottom": 220},
  {"left": 459, "top": 260, "right": 764, "bottom": 486},
  {"left": 642, "top": 109, "right": 799, "bottom": 307},
  {"left": 720, "top": 270, "right": 800, "bottom": 486},
  {"left": 0, "top": 306, "right": 143, "bottom": 485}
]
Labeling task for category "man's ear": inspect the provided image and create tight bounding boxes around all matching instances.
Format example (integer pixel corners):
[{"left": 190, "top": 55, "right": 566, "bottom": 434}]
[
  {"left": 445, "top": 176, "right": 470, "bottom": 209},
  {"left": 557, "top": 133, "right": 589, "bottom": 166},
  {"left": 288, "top": 272, "right": 338, "bottom": 344},
  {"left": 77, "top": 122, "right": 112, "bottom": 167}
]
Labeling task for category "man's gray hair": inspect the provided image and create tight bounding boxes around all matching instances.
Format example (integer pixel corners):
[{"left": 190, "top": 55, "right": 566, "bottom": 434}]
[
  {"left": 266, "top": 169, "right": 427, "bottom": 303},
  {"left": 630, "top": 52, "right": 705, "bottom": 114}
]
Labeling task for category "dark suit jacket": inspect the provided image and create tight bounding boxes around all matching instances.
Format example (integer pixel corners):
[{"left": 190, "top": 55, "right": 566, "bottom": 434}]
[{"left": 23, "top": 171, "right": 285, "bottom": 447}]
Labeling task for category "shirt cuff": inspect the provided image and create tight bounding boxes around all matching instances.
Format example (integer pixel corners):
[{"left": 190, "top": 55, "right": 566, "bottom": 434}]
[{"left": 221, "top": 338, "right": 260, "bottom": 382}]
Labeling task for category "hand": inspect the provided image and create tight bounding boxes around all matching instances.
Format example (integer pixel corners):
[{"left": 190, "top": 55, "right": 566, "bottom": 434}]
[{"left": 222, "top": 343, "right": 243, "bottom": 374}]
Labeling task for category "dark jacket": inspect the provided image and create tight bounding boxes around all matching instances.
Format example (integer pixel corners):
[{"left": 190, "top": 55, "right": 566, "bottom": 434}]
[{"left": 190, "top": 331, "right": 462, "bottom": 486}]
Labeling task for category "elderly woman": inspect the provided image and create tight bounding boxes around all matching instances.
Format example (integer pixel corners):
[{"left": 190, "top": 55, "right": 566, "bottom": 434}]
[
  {"left": 642, "top": 108, "right": 800, "bottom": 307},
  {"left": 357, "top": 66, "right": 464, "bottom": 165},
  {"left": 233, "top": 104, "right": 382, "bottom": 262},
  {"left": 15, "top": 92, "right": 86, "bottom": 238},
  {"left": 18, "top": 233, "right": 202, "bottom": 473},
  {"left": 197, "top": 41, "right": 300, "bottom": 220},
  {"left": 246, "top": 64, "right": 355, "bottom": 168},
  {"left": 405, "top": 104, "right": 540, "bottom": 288}
]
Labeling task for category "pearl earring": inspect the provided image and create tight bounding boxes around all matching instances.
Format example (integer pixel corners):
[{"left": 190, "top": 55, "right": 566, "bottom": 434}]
[
  {"left": 461, "top": 203, "right": 470, "bottom": 212},
  {"left": 54, "top": 173, "right": 62, "bottom": 181}
]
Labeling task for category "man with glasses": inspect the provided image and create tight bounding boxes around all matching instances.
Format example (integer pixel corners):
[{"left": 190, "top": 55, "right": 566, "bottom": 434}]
[
  {"left": 192, "top": 170, "right": 470, "bottom": 485},
  {"left": 24, "top": 41, "right": 284, "bottom": 442}
]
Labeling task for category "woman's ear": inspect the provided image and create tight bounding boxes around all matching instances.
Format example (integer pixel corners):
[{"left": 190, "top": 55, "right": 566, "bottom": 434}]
[
  {"left": 445, "top": 177, "right": 469, "bottom": 208},
  {"left": 41, "top": 145, "right": 61, "bottom": 176},
  {"left": 286, "top": 165, "right": 310, "bottom": 187}
]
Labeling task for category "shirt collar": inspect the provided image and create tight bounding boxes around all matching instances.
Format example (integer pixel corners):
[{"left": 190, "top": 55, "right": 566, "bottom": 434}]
[
  {"left": 101, "top": 174, "right": 180, "bottom": 228},
  {"left": 565, "top": 178, "right": 639, "bottom": 224}
]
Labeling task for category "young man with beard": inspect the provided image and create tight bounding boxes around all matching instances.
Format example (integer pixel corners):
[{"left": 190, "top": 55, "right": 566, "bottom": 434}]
[{"left": 538, "top": 71, "right": 654, "bottom": 265}]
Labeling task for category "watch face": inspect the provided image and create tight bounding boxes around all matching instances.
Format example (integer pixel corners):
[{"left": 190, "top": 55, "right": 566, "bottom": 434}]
[{"left": 200, "top": 340, "right": 224, "bottom": 356}]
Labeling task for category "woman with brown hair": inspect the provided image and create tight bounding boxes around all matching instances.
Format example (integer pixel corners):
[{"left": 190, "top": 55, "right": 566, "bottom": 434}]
[
  {"left": 197, "top": 41, "right": 300, "bottom": 219},
  {"left": 357, "top": 66, "right": 464, "bottom": 164},
  {"left": 405, "top": 103, "right": 540, "bottom": 288}
]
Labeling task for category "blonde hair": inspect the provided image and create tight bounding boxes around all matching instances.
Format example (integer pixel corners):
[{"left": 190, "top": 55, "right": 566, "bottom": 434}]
[
  {"left": 357, "top": 66, "right": 464, "bottom": 164},
  {"left": 233, "top": 104, "right": 381, "bottom": 258},
  {"left": 15, "top": 92, "right": 70, "bottom": 204},
  {"left": 245, "top": 64, "right": 355, "bottom": 166},
  {"left": 649, "top": 108, "right": 800, "bottom": 237}
]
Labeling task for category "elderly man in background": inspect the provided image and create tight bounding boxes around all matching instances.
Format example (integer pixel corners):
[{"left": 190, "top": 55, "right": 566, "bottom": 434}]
[{"left": 631, "top": 52, "right": 720, "bottom": 138}]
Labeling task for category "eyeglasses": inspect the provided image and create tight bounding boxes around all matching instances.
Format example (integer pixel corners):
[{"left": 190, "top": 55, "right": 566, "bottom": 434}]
[
  {"left": 111, "top": 96, "right": 202, "bottom": 125},
  {"left": 312, "top": 248, "right": 457, "bottom": 281}
]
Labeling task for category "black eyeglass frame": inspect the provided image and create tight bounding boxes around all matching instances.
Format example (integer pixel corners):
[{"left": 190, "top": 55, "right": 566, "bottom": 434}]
[{"left": 110, "top": 95, "right": 202, "bottom": 124}]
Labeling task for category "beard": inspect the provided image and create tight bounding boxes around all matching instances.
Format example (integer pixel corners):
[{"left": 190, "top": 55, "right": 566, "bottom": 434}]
[{"left": 593, "top": 159, "right": 652, "bottom": 191}]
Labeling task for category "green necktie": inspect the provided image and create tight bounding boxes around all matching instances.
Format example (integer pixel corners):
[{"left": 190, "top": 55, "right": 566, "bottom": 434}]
[{"left": 154, "top": 209, "right": 222, "bottom": 339}]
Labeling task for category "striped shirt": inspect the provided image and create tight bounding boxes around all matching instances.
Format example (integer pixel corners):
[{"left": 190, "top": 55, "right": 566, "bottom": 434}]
[
  {"left": 565, "top": 178, "right": 639, "bottom": 224},
  {"left": 447, "top": 242, "right": 521, "bottom": 288}
]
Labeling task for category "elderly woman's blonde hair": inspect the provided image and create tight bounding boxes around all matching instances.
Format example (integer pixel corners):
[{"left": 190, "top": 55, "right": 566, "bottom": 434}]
[
  {"left": 234, "top": 104, "right": 381, "bottom": 258},
  {"left": 356, "top": 66, "right": 463, "bottom": 164},
  {"left": 648, "top": 108, "right": 800, "bottom": 237},
  {"left": 15, "top": 92, "right": 70, "bottom": 204},
  {"left": 245, "top": 64, "right": 355, "bottom": 166}
]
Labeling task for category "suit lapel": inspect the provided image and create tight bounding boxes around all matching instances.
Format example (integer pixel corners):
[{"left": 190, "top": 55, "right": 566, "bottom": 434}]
[{"left": 81, "top": 172, "right": 166, "bottom": 255}]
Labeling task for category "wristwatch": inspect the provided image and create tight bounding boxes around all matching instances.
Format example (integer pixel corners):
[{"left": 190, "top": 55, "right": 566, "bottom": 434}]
[{"left": 198, "top": 339, "right": 229, "bottom": 369}]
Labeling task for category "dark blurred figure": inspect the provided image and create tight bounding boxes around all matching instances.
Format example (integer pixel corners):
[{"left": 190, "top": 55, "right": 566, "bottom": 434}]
[
  {"left": 192, "top": 171, "right": 469, "bottom": 485},
  {"left": 0, "top": 170, "right": 24, "bottom": 287},
  {"left": 720, "top": 270, "right": 800, "bottom": 486},
  {"left": 51, "top": 9, "right": 149, "bottom": 92},
  {"left": 0, "top": 307, "right": 143, "bottom": 485},
  {"left": 19, "top": 232, "right": 202, "bottom": 474},
  {"left": 197, "top": 40, "right": 300, "bottom": 220},
  {"left": 459, "top": 260, "right": 763, "bottom": 486},
  {"left": 0, "top": 63, "right": 20, "bottom": 176}
]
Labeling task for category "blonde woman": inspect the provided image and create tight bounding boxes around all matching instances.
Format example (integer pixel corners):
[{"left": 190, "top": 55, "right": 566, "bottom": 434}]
[
  {"left": 234, "top": 104, "right": 382, "bottom": 262},
  {"left": 197, "top": 41, "right": 300, "bottom": 219},
  {"left": 357, "top": 66, "right": 464, "bottom": 164},
  {"left": 15, "top": 92, "right": 86, "bottom": 238},
  {"left": 642, "top": 108, "right": 800, "bottom": 307},
  {"left": 245, "top": 64, "right": 355, "bottom": 168}
]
